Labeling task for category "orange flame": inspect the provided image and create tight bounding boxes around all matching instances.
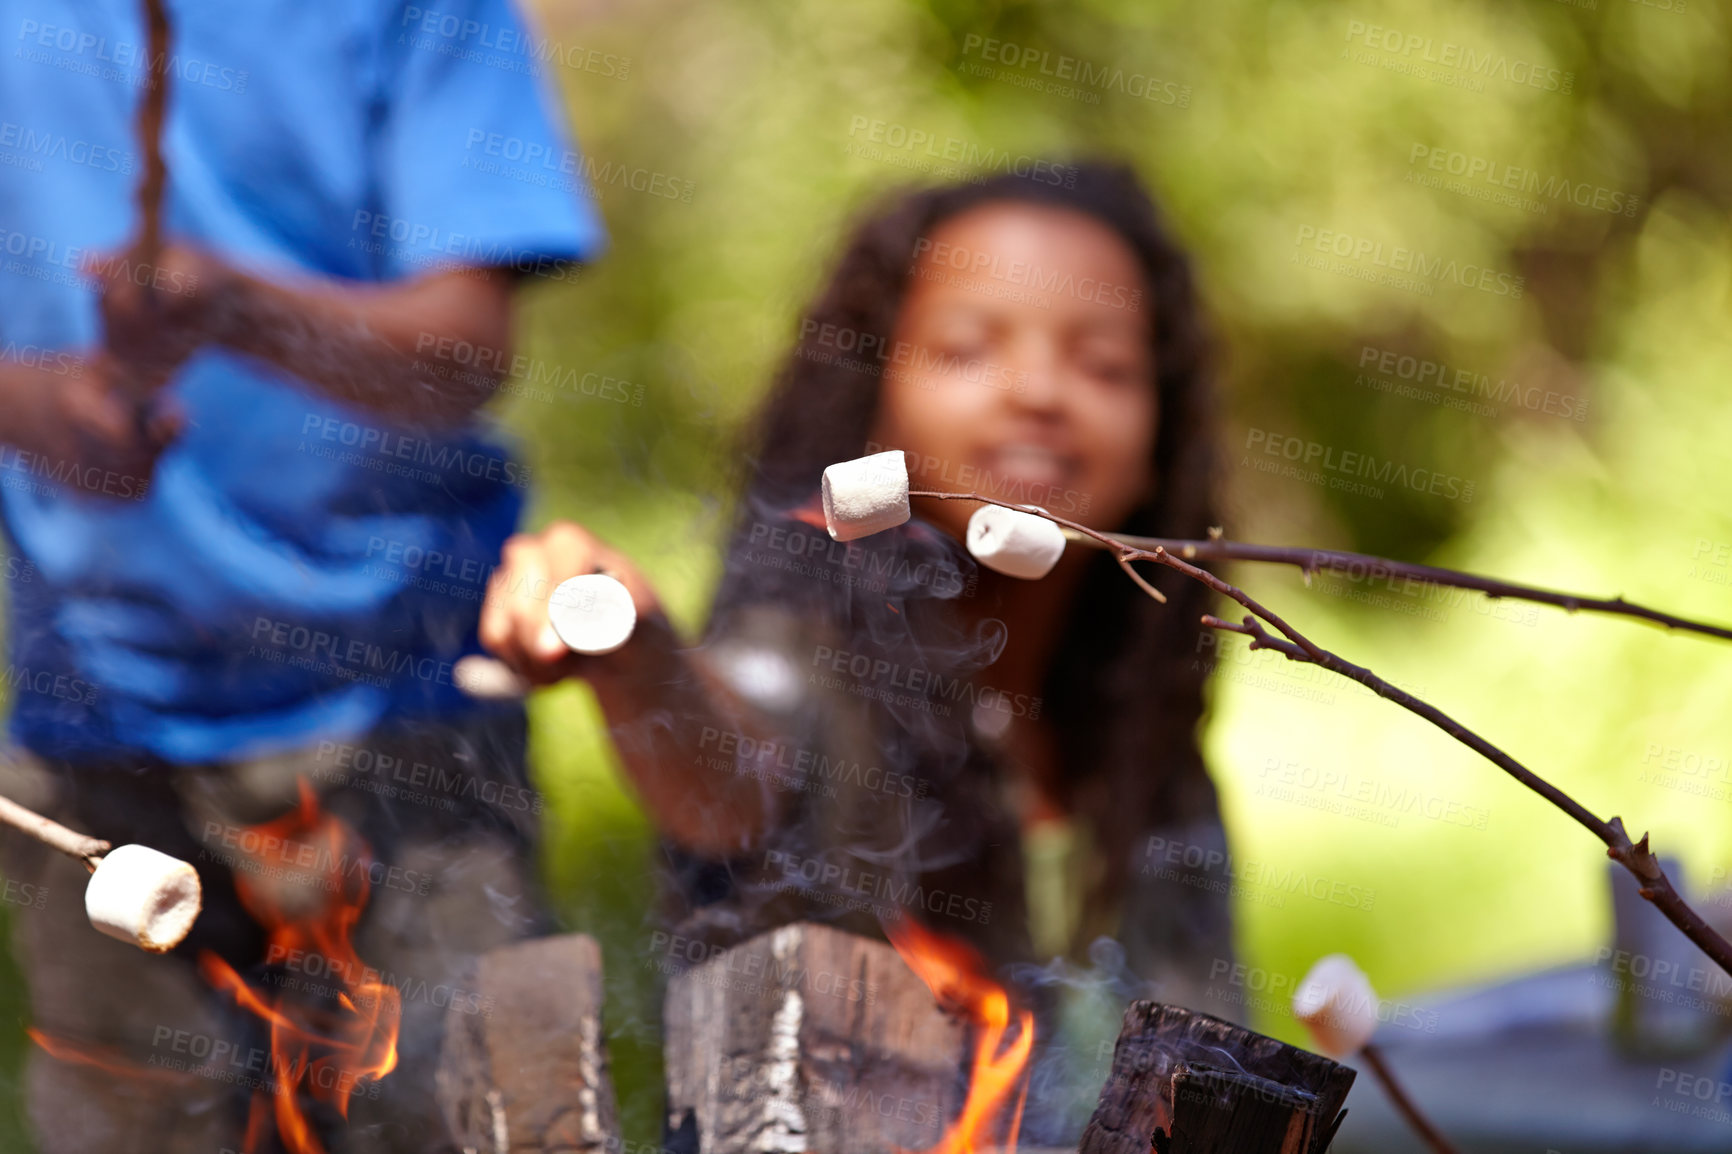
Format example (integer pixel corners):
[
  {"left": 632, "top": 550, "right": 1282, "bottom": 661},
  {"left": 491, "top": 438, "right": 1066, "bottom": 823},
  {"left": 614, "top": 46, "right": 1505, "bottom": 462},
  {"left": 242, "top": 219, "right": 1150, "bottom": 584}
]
[
  {"left": 200, "top": 779, "right": 401, "bottom": 1154},
  {"left": 886, "top": 917, "right": 1034, "bottom": 1154},
  {"left": 789, "top": 494, "right": 829, "bottom": 531},
  {"left": 27, "top": 783, "right": 398, "bottom": 1153},
  {"left": 27, "top": 1028, "right": 193, "bottom": 1086}
]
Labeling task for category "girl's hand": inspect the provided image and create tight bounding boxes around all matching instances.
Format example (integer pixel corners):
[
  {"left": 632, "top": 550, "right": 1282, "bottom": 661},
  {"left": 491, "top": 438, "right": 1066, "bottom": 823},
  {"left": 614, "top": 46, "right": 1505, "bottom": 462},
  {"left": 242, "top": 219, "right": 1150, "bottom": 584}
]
[
  {"left": 478, "top": 521, "right": 662, "bottom": 686},
  {"left": 481, "top": 522, "right": 783, "bottom": 852}
]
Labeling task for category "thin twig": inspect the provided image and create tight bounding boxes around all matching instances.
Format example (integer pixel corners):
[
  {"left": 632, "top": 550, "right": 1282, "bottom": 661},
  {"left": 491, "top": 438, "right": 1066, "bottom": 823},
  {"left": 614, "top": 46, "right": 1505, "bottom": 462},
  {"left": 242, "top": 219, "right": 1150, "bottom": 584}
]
[
  {"left": 0, "top": 793, "right": 110, "bottom": 869},
  {"left": 1114, "top": 553, "right": 1167, "bottom": 604},
  {"left": 1359, "top": 1043, "right": 1459, "bottom": 1154},
  {"left": 910, "top": 491, "right": 1732, "bottom": 642},
  {"left": 1084, "top": 533, "right": 1732, "bottom": 644},
  {"left": 909, "top": 488, "right": 1732, "bottom": 978}
]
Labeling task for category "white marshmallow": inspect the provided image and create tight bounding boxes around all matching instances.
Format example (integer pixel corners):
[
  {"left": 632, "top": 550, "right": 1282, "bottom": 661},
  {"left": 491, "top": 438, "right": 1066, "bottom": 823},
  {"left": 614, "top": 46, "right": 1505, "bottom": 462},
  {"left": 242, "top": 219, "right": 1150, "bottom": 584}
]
[
  {"left": 453, "top": 654, "right": 529, "bottom": 699},
  {"left": 821, "top": 451, "right": 910, "bottom": 542},
  {"left": 1292, "top": 954, "right": 1380, "bottom": 1058},
  {"left": 966, "top": 505, "right": 1066, "bottom": 580},
  {"left": 84, "top": 844, "right": 202, "bottom": 953},
  {"left": 548, "top": 574, "right": 638, "bottom": 655}
]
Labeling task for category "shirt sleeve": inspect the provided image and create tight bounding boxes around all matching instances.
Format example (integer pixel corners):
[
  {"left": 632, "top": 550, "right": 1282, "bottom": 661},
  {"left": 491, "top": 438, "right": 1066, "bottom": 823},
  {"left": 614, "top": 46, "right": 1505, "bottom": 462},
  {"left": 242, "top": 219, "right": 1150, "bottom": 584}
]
[{"left": 376, "top": 0, "right": 606, "bottom": 280}]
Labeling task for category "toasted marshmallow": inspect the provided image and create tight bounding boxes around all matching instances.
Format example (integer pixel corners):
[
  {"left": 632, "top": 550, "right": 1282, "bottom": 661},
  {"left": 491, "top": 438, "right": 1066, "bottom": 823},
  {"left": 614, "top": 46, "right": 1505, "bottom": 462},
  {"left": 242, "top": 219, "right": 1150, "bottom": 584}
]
[
  {"left": 821, "top": 451, "right": 910, "bottom": 542},
  {"left": 966, "top": 505, "right": 1066, "bottom": 580},
  {"left": 1292, "top": 954, "right": 1380, "bottom": 1058},
  {"left": 85, "top": 844, "right": 202, "bottom": 953},
  {"left": 548, "top": 574, "right": 638, "bottom": 655}
]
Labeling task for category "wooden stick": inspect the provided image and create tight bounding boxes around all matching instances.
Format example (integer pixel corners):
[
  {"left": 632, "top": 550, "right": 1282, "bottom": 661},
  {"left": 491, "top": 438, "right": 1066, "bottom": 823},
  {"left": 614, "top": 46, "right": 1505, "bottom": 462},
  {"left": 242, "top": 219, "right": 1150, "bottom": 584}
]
[
  {"left": 134, "top": 0, "right": 171, "bottom": 270},
  {"left": 1358, "top": 1044, "right": 1458, "bottom": 1154},
  {"left": 910, "top": 488, "right": 1732, "bottom": 979},
  {"left": 116, "top": 0, "right": 172, "bottom": 441},
  {"left": 0, "top": 792, "right": 110, "bottom": 867}
]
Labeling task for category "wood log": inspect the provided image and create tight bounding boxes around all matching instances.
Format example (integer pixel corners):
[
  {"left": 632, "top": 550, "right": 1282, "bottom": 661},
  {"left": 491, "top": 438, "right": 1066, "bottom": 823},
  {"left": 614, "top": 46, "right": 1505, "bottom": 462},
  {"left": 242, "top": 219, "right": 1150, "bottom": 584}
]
[
  {"left": 662, "top": 922, "right": 968, "bottom": 1154},
  {"left": 1079, "top": 1001, "right": 1354, "bottom": 1154},
  {"left": 436, "top": 934, "right": 621, "bottom": 1154}
]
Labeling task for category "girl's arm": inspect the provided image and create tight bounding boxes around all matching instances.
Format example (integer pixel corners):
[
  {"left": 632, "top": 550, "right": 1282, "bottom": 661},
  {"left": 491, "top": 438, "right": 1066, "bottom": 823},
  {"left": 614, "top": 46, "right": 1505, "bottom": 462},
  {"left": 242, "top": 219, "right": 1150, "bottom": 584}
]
[{"left": 478, "top": 521, "right": 787, "bottom": 855}]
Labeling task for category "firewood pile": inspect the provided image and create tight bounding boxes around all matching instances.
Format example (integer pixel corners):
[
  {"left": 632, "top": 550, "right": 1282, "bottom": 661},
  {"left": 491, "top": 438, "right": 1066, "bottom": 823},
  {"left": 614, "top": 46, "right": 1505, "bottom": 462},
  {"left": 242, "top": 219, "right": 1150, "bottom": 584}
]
[{"left": 437, "top": 922, "right": 1357, "bottom": 1154}]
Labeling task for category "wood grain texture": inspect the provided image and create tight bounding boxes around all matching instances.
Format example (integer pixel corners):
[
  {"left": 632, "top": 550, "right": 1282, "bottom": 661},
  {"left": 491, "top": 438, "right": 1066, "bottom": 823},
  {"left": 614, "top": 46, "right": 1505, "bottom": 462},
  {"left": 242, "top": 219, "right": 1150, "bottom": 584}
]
[
  {"left": 1079, "top": 1001, "right": 1354, "bottom": 1154},
  {"left": 437, "top": 934, "right": 620, "bottom": 1154},
  {"left": 663, "top": 922, "right": 969, "bottom": 1154}
]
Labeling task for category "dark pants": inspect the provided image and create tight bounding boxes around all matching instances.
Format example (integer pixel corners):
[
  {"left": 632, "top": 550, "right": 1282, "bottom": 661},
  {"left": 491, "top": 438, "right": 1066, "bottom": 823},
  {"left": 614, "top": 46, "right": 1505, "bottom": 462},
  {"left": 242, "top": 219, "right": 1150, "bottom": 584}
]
[{"left": 0, "top": 708, "right": 548, "bottom": 1154}]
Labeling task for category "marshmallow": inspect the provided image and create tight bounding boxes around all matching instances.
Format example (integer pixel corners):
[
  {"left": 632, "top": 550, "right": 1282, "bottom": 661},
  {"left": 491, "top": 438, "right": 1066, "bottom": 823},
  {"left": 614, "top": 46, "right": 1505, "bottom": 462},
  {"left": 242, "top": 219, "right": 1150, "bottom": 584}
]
[
  {"left": 84, "top": 844, "right": 202, "bottom": 953},
  {"left": 548, "top": 573, "right": 638, "bottom": 655},
  {"left": 1292, "top": 954, "right": 1380, "bottom": 1058},
  {"left": 821, "top": 451, "right": 910, "bottom": 542},
  {"left": 454, "top": 654, "right": 530, "bottom": 699},
  {"left": 966, "top": 505, "right": 1066, "bottom": 580}
]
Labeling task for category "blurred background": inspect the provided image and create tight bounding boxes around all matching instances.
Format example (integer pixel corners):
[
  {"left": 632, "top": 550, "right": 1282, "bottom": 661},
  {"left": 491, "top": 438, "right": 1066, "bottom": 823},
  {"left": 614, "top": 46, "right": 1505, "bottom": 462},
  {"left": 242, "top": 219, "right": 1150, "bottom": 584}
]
[{"left": 6, "top": 0, "right": 1732, "bottom": 1146}]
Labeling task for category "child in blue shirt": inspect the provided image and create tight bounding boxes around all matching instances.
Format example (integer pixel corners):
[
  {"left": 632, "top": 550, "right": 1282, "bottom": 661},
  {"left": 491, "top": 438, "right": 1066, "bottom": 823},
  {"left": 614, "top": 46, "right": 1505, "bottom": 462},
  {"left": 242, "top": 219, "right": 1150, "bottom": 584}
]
[{"left": 0, "top": 1, "right": 602, "bottom": 1149}]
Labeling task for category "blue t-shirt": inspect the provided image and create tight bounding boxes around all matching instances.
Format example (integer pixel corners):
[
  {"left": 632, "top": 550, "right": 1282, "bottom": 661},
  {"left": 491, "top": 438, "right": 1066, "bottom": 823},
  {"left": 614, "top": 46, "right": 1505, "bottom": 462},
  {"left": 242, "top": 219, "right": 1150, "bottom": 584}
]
[{"left": 0, "top": 0, "right": 604, "bottom": 763}]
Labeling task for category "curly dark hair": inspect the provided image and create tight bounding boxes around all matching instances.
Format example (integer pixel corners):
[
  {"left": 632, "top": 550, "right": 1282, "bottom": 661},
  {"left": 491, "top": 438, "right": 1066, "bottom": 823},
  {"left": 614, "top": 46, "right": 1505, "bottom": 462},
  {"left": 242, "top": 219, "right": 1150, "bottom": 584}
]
[{"left": 719, "top": 160, "right": 1223, "bottom": 951}]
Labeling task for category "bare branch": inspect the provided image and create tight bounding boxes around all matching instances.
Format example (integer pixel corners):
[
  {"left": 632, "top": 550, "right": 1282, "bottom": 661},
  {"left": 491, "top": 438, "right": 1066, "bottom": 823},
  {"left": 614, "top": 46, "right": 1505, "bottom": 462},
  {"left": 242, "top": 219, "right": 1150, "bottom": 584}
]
[
  {"left": 910, "top": 491, "right": 1732, "bottom": 643},
  {"left": 1115, "top": 555, "right": 1168, "bottom": 604},
  {"left": 910, "top": 488, "right": 1732, "bottom": 978},
  {"left": 1106, "top": 535, "right": 1732, "bottom": 642}
]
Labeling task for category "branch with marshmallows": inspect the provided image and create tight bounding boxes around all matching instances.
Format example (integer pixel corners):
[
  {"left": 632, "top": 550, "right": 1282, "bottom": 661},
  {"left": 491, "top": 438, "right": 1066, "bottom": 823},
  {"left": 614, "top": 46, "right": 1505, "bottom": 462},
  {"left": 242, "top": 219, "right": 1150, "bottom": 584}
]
[
  {"left": 799, "top": 449, "right": 1732, "bottom": 987},
  {"left": 455, "top": 449, "right": 1732, "bottom": 981}
]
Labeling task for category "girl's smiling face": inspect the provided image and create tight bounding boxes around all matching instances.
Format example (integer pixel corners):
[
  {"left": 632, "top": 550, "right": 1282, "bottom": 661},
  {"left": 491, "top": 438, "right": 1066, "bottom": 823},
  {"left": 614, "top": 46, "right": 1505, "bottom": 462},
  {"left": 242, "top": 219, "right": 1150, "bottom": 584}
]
[{"left": 868, "top": 200, "right": 1157, "bottom": 540}]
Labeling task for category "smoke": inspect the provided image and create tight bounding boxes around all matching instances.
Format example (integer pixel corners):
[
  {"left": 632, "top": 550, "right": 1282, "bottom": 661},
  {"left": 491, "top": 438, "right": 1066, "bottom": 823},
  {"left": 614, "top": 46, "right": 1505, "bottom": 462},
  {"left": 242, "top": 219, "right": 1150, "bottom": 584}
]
[
  {"left": 649, "top": 497, "right": 1035, "bottom": 965},
  {"left": 1010, "top": 936, "right": 1173, "bottom": 1144}
]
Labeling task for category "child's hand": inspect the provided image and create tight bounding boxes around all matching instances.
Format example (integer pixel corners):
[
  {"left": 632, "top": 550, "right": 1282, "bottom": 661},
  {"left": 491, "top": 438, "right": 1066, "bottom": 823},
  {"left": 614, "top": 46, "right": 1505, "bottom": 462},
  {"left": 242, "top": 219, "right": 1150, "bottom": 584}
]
[
  {"left": 5, "top": 351, "right": 183, "bottom": 495},
  {"left": 479, "top": 522, "right": 662, "bottom": 685},
  {"left": 83, "top": 244, "right": 237, "bottom": 396}
]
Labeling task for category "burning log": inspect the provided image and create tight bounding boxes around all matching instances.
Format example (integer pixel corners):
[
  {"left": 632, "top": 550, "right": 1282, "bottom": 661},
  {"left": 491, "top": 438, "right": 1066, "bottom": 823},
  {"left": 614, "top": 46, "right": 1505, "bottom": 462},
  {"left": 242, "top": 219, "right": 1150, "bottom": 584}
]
[
  {"left": 1078, "top": 1002, "right": 1354, "bottom": 1154},
  {"left": 435, "top": 934, "right": 621, "bottom": 1154},
  {"left": 662, "top": 922, "right": 970, "bottom": 1154}
]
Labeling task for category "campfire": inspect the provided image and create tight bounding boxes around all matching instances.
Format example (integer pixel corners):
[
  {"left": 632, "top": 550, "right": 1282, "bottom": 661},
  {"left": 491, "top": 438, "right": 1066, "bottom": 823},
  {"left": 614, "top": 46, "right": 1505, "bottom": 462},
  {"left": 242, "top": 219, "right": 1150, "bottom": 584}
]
[
  {"left": 18, "top": 783, "right": 402, "bottom": 1154},
  {"left": 657, "top": 918, "right": 1355, "bottom": 1154},
  {"left": 197, "top": 781, "right": 402, "bottom": 1154},
  {"left": 885, "top": 916, "right": 1035, "bottom": 1154},
  {"left": 12, "top": 406, "right": 1732, "bottom": 1153}
]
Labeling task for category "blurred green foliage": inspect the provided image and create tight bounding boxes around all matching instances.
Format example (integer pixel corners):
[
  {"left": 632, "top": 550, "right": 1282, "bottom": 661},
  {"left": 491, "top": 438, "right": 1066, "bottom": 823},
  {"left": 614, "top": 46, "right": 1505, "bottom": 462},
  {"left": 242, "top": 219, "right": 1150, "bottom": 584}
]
[{"left": 5, "top": 0, "right": 1732, "bottom": 1148}]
